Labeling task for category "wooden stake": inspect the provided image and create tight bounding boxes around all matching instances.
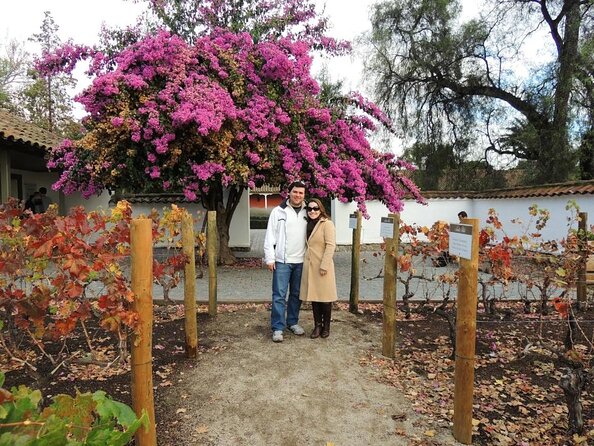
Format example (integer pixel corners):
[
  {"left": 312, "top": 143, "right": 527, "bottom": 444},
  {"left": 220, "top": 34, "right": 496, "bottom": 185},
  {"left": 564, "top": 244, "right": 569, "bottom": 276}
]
[
  {"left": 577, "top": 212, "right": 588, "bottom": 307},
  {"left": 181, "top": 211, "right": 198, "bottom": 358},
  {"left": 453, "top": 218, "right": 480, "bottom": 445},
  {"left": 382, "top": 213, "right": 399, "bottom": 358},
  {"left": 207, "top": 211, "right": 217, "bottom": 316},
  {"left": 130, "top": 218, "right": 156, "bottom": 446},
  {"left": 349, "top": 211, "right": 362, "bottom": 314}
]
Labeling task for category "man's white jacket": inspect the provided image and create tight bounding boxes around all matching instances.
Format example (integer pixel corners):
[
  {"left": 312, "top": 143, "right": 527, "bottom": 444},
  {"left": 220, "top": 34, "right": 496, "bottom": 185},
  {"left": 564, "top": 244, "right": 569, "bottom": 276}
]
[{"left": 264, "top": 200, "right": 307, "bottom": 265}]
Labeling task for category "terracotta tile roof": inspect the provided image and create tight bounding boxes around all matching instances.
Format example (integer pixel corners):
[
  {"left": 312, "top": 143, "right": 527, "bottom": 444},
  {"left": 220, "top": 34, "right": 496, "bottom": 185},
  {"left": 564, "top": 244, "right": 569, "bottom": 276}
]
[
  {"left": 117, "top": 180, "right": 594, "bottom": 204},
  {"left": 250, "top": 184, "right": 280, "bottom": 194},
  {"left": 112, "top": 193, "right": 194, "bottom": 204},
  {"left": 417, "top": 180, "right": 594, "bottom": 200},
  {"left": 0, "top": 109, "right": 61, "bottom": 150}
]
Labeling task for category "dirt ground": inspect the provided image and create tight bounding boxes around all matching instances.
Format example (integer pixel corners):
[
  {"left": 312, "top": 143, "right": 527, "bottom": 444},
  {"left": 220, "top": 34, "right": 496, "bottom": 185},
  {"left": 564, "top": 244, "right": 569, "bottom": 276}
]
[
  {"left": 156, "top": 306, "right": 459, "bottom": 446},
  {"left": 7, "top": 300, "right": 590, "bottom": 445}
]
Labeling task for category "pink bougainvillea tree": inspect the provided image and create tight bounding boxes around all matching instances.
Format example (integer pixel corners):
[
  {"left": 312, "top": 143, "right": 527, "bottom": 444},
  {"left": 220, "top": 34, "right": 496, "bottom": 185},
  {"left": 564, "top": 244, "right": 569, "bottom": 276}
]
[{"left": 38, "top": 1, "right": 423, "bottom": 263}]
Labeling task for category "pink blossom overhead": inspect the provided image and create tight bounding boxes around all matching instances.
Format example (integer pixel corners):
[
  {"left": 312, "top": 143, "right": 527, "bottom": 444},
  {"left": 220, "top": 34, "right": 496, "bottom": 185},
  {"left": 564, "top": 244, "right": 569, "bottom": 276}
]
[{"left": 43, "top": 27, "right": 422, "bottom": 213}]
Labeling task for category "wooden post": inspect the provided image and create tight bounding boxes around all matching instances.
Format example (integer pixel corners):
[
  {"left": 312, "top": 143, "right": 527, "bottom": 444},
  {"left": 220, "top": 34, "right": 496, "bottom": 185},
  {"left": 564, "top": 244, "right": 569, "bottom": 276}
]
[
  {"left": 130, "top": 218, "right": 157, "bottom": 446},
  {"left": 382, "top": 213, "right": 399, "bottom": 358},
  {"left": 207, "top": 211, "right": 217, "bottom": 316},
  {"left": 577, "top": 212, "right": 588, "bottom": 307},
  {"left": 453, "top": 218, "right": 480, "bottom": 445},
  {"left": 349, "top": 211, "right": 362, "bottom": 314},
  {"left": 181, "top": 211, "right": 198, "bottom": 358}
]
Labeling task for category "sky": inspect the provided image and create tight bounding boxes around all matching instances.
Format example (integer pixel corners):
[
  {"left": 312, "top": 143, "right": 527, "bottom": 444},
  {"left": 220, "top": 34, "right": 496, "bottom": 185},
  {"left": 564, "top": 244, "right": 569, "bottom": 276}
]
[
  {"left": 0, "top": 0, "right": 501, "bottom": 156},
  {"left": 0, "top": 0, "right": 378, "bottom": 91}
]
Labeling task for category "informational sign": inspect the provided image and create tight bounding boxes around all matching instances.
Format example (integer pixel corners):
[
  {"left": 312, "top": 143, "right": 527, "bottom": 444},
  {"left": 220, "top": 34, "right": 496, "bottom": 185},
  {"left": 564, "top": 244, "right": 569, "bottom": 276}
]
[
  {"left": 349, "top": 213, "right": 357, "bottom": 229},
  {"left": 380, "top": 217, "right": 395, "bottom": 238},
  {"left": 449, "top": 223, "right": 473, "bottom": 260}
]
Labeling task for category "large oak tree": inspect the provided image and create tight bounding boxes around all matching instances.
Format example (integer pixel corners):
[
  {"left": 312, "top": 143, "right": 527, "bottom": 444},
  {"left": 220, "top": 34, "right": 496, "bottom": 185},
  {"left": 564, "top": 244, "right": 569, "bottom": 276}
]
[{"left": 367, "top": 0, "right": 593, "bottom": 184}]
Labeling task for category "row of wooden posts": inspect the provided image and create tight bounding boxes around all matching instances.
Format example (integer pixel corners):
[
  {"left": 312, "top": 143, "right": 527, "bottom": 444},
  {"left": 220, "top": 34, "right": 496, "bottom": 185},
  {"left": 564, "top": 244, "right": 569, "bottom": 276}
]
[
  {"left": 349, "top": 211, "right": 591, "bottom": 444},
  {"left": 129, "top": 211, "right": 220, "bottom": 446},
  {"left": 349, "top": 213, "right": 480, "bottom": 444},
  {"left": 129, "top": 209, "right": 590, "bottom": 446}
]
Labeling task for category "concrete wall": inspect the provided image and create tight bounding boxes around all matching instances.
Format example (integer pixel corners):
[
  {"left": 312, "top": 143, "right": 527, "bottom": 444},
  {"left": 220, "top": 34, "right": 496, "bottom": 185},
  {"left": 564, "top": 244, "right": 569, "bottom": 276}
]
[
  {"left": 332, "top": 195, "right": 594, "bottom": 245},
  {"left": 66, "top": 189, "right": 251, "bottom": 249},
  {"left": 12, "top": 169, "right": 61, "bottom": 207},
  {"left": 11, "top": 169, "right": 251, "bottom": 249}
]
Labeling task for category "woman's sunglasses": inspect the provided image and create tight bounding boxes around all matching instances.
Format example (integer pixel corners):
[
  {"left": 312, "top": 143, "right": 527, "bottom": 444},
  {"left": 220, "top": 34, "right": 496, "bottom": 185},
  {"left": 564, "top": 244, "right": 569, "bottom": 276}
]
[{"left": 307, "top": 206, "right": 320, "bottom": 212}]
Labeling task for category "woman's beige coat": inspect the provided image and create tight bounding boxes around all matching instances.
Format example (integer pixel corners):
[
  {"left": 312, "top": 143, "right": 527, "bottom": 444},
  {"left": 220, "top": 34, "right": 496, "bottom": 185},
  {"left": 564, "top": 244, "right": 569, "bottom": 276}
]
[{"left": 299, "top": 218, "right": 338, "bottom": 302}]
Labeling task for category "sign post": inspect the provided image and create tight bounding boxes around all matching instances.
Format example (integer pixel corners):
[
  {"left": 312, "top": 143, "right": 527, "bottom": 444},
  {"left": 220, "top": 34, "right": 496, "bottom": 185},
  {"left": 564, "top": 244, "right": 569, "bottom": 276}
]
[
  {"left": 130, "top": 218, "right": 157, "bottom": 446},
  {"left": 382, "top": 214, "right": 399, "bottom": 358},
  {"left": 349, "top": 212, "right": 362, "bottom": 314},
  {"left": 181, "top": 211, "right": 198, "bottom": 358},
  {"left": 577, "top": 212, "right": 588, "bottom": 307},
  {"left": 207, "top": 211, "right": 217, "bottom": 316},
  {"left": 452, "top": 218, "right": 479, "bottom": 445}
]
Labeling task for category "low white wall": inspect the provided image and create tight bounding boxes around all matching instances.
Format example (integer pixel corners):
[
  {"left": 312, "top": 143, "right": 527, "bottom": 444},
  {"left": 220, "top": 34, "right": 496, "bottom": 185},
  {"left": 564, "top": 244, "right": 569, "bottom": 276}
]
[
  {"left": 64, "top": 189, "right": 251, "bottom": 249},
  {"left": 333, "top": 195, "right": 594, "bottom": 245},
  {"left": 13, "top": 169, "right": 61, "bottom": 208},
  {"left": 64, "top": 191, "right": 113, "bottom": 214}
]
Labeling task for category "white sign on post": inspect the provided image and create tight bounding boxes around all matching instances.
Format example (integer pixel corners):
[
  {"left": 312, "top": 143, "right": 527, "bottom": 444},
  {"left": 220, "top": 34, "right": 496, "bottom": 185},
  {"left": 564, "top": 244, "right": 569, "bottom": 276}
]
[
  {"left": 449, "top": 223, "right": 473, "bottom": 260},
  {"left": 380, "top": 217, "right": 395, "bottom": 238},
  {"left": 349, "top": 213, "right": 357, "bottom": 229}
]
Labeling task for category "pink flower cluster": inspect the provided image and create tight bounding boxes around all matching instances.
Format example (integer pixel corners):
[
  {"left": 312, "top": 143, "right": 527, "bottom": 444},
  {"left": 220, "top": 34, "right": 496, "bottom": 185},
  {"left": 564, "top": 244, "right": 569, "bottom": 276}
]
[{"left": 43, "top": 26, "right": 422, "bottom": 213}]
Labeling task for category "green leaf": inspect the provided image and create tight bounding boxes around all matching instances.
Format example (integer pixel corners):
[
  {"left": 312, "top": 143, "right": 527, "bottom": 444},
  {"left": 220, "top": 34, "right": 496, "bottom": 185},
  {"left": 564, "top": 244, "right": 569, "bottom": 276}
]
[
  {"left": 0, "top": 372, "right": 4, "bottom": 388},
  {"left": 92, "top": 391, "right": 138, "bottom": 428},
  {"left": 0, "top": 432, "right": 32, "bottom": 446},
  {"left": 85, "top": 408, "right": 148, "bottom": 446}
]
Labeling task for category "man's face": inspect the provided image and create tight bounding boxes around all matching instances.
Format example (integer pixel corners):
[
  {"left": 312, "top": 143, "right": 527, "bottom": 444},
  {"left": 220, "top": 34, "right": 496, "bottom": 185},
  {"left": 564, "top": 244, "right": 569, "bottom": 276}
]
[{"left": 288, "top": 187, "right": 305, "bottom": 207}]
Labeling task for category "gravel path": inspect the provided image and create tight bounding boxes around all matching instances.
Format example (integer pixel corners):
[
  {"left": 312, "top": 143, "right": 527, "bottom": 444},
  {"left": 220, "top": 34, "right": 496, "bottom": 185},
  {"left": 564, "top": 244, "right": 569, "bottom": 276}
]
[{"left": 157, "top": 308, "right": 461, "bottom": 446}]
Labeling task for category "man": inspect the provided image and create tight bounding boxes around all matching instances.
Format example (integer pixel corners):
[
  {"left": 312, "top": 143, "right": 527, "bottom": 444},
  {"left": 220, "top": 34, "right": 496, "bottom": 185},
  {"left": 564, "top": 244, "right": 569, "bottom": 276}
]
[
  {"left": 264, "top": 181, "right": 308, "bottom": 342},
  {"left": 457, "top": 211, "right": 468, "bottom": 222},
  {"left": 39, "top": 187, "right": 54, "bottom": 212}
]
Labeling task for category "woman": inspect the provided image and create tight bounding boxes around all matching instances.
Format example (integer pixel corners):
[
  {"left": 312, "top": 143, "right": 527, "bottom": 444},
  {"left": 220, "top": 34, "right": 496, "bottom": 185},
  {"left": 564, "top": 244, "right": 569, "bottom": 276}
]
[{"left": 299, "top": 198, "right": 337, "bottom": 338}]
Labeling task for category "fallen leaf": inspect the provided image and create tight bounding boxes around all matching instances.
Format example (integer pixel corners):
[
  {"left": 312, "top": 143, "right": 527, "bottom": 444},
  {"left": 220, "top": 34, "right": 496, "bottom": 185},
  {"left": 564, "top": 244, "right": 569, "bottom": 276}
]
[
  {"left": 175, "top": 408, "right": 186, "bottom": 414},
  {"left": 196, "top": 425, "right": 209, "bottom": 434},
  {"left": 424, "top": 430, "right": 435, "bottom": 437}
]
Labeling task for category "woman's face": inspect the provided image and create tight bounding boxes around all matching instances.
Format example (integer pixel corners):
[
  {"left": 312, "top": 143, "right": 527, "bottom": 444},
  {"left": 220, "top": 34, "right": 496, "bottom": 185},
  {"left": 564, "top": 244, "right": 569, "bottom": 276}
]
[{"left": 306, "top": 202, "right": 321, "bottom": 218}]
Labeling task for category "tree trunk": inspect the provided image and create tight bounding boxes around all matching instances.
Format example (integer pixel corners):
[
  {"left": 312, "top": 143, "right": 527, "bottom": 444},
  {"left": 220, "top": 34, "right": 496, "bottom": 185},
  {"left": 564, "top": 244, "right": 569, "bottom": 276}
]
[
  {"left": 559, "top": 367, "right": 585, "bottom": 435},
  {"left": 539, "top": 0, "right": 582, "bottom": 183},
  {"left": 579, "top": 128, "right": 594, "bottom": 180},
  {"left": 216, "top": 208, "right": 234, "bottom": 265},
  {"left": 203, "top": 184, "right": 245, "bottom": 265}
]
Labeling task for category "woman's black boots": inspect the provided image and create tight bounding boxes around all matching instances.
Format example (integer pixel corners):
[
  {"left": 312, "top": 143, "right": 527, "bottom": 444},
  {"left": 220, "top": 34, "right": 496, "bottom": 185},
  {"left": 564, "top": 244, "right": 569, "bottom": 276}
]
[
  {"left": 310, "top": 302, "right": 323, "bottom": 339},
  {"left": 320, "top": 303, "right": 332, "bottom": 338}
]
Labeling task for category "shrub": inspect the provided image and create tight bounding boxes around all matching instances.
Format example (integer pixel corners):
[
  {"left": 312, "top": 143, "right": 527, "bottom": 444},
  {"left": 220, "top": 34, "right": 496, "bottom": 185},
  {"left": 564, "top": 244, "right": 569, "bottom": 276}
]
[{"left": 0, "top": 371, "right": 148, "bottom": 445}]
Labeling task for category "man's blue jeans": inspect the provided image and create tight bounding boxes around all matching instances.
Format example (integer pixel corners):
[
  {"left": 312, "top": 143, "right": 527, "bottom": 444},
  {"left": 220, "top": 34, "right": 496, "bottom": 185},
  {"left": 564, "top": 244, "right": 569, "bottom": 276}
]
[{"left": 271, "top": 262, "right": 303, "bottom": 331}]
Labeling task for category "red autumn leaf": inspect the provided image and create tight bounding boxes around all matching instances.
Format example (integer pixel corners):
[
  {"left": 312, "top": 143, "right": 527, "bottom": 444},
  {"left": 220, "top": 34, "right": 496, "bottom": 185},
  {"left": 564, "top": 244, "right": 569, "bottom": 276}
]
[
  {"left": 66, "top": 282, "right": 84, "bottom": 298},
  {"left": 552, "top": 297, "right": 570, "bottom": 319},
  {"left": 479, "top": 230, "right": 490, "bottom": 247}
]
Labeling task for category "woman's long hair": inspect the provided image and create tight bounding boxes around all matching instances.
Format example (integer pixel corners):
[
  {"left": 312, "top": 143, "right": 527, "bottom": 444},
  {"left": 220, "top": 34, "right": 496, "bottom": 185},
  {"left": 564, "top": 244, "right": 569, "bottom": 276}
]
[{"left": 307, "top": 198, "right": 329, "bottom": 219}]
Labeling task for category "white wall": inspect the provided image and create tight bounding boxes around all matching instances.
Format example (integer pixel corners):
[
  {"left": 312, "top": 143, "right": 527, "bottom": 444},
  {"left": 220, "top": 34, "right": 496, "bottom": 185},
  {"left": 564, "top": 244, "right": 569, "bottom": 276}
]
[
  {"left": 64, "top": 191, "right": 113, "bottom": 214},
  {"left": 13, "top": 169, "right": 61, "bottom": 207},
  {"left": 11, "top": 167, "right": 250, "bottom": 249},
  {"left": 333, "top": 195, "right": 594, "bottom": 245},
  {"left": 67, "top": 190, "right": 251, "bottom": 249}
]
